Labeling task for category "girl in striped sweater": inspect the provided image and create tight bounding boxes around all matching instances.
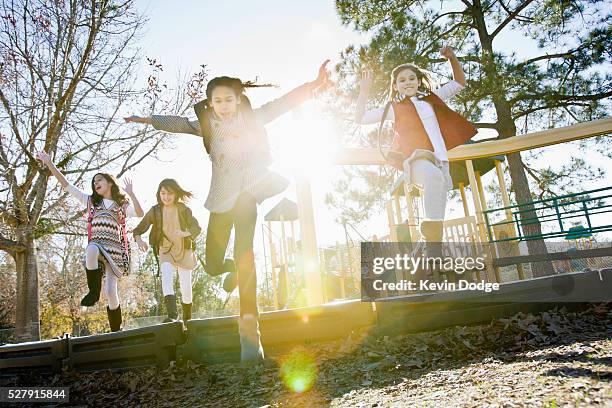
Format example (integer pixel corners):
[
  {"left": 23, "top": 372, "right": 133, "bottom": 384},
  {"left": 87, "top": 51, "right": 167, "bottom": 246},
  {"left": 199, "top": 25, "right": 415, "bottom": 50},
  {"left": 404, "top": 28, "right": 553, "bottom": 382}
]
[{"left": 37, "top": 151, "right": 144, "bottom": 332}]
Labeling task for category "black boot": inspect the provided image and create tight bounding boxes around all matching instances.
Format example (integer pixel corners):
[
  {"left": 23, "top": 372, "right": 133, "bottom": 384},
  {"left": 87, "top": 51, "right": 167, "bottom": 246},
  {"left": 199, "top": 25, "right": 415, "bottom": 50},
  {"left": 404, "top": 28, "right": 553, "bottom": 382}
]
[
  {"left": 182, "top": 302, "right": 192, "bottom": 322},
  {"left": 106, "top": 305, "right": 122, "bottom": 332},
  {"left": 223, "top": 271, "right": 238, "bottom": 293},
  {"left": 221, "top": 258, "right": 238, "bottom": 292},
  {"left": 164, "top": 295, "right": 178, "bottom": 322},
  {"left": 81, "top": 267, "right": 103, "bottom": 307}
]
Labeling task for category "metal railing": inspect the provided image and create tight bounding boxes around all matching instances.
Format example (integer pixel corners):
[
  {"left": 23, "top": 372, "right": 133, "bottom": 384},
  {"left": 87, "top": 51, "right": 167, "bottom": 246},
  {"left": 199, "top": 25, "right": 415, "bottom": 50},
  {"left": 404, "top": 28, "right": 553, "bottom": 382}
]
[{"left": 484, "top": 186, "right": 612, "bottom": 243}]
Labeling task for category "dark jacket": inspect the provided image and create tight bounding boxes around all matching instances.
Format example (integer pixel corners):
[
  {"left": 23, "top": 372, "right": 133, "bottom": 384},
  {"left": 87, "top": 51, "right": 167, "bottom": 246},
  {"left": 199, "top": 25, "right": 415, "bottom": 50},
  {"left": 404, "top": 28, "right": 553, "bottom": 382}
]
[{"left": 133, "top": 203, "right": 201, "bottom": 256}]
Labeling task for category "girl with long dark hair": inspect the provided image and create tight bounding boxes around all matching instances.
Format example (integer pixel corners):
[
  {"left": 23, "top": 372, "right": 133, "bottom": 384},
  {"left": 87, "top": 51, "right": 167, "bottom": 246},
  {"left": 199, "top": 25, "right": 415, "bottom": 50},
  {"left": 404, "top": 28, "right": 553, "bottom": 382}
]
[
  {"left": 125, "top": 60, "right": 330, "bottom": 363},
  {"left": 37, "top": 151, "right": 144, "bottom": 332},
  {"left": 133, "top": 179, "right": 201, "bottom": 323}
]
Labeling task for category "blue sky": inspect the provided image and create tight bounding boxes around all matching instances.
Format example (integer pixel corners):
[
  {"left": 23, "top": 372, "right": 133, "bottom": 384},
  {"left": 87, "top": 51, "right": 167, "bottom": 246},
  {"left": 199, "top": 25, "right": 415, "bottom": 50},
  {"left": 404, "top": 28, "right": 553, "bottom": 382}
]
[
  {"left": 127, "top": 0, "right": 373, "bottom": 255},
  {"left": 123, "top": 0, "right": 611, "bottom": 262}
]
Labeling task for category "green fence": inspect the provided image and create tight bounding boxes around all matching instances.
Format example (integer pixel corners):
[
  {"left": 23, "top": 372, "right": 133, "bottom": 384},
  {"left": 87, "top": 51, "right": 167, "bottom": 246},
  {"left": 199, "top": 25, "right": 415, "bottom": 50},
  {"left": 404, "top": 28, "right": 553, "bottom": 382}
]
[{"left": 484, "top": 186, "right": 612, "bottom": 243}]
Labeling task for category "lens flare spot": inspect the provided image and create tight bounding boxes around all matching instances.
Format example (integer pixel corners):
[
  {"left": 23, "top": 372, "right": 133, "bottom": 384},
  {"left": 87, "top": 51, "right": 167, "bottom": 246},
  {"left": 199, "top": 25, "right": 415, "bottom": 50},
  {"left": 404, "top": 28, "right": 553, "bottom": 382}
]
[{"left": 280, "top": 349, "right": 317, "bottom": 393}]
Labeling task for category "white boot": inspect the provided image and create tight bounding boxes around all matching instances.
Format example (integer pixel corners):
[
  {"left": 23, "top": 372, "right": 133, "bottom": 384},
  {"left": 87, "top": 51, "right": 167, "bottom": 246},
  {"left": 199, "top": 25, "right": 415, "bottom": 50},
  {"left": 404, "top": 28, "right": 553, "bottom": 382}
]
[{"left": 238, "top": 314, "right": 265, "bottom": 364}]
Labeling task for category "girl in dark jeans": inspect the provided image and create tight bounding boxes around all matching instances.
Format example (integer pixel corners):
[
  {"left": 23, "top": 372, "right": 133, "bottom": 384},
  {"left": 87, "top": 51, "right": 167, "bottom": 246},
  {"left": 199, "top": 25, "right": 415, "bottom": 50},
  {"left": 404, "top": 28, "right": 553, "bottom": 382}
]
[{"left": 125, "top": 61, "right": 330, "bottom": 363}]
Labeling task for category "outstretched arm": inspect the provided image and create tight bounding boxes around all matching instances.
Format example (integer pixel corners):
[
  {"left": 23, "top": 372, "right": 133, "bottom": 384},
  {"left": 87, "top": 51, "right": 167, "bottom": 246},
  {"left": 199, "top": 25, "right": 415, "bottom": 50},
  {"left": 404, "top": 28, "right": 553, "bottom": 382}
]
[
  {"left": 37, "top": 151, "right": 90, "bottom": 205},
  {"left": 255, "top": 59, "right": 331, "bottom": 124},
  {"left": 37, "top": 151, "right": 69, "bottom": 188},
  {"left": 124, "top": 115, "right": 201, "bottom": 137},
  {"left": 441, "top": 46, "right": 466, "bottom": 86},
  {"left": 354, "top": 69, "right": 373, "bottom": 123}
]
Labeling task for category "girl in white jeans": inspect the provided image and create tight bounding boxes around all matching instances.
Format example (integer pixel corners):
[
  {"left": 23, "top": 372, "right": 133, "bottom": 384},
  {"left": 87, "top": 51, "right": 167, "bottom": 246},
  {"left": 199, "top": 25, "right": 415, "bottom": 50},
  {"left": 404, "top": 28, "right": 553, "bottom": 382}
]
[
  {"left": 37, "top": 151, "right": 144, "bottom": 332},
  {"left": 355, "top": 46, "right": 477, "bottom": 250},
  {"left": 133, "top": 179, "right": 201, "bottom": 322}
]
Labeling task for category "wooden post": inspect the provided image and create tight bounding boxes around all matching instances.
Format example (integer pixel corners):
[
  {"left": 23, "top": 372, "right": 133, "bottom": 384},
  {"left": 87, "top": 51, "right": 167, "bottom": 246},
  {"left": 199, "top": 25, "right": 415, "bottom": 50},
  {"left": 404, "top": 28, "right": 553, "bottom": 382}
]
[
  {"left": 387, "top": 201, "right": 398, "bottom": 241},
  {"left": 475, "top": 171, "right": 488, "bottom": 213},
  {"left": 466, "top": 160, "right": 497, "bottom": 282},
  {"left": 475, "top": 170, "right": 501, "bottom": 282},
  {"left": 290, "top": 220, "right": 297, "bottom": 261},
  {"left": 459, "top": 182, "right": 470, "bottom": 217},
  {"left": 494, "top": 160, "right": 513, "bottom": 221},
  {"left": 267, "top": 221, "right": 278, "bottom": 309},
  {"left": 494, "top": 159, "right": 525, "bottom": 280},
  {"left": 295, "top": 176, "right": 324, "bottom": 306},
  {"left": 280, "top": 214, "right": 292, "bottom": 303}
]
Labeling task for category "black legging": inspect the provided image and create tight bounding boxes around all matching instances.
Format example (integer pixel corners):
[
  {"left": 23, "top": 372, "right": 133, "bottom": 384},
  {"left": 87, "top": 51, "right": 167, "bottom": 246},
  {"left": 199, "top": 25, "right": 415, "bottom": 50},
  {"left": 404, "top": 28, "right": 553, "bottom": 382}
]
[{"left": 205, "top": 192, "right": 258, "bottom": 317}]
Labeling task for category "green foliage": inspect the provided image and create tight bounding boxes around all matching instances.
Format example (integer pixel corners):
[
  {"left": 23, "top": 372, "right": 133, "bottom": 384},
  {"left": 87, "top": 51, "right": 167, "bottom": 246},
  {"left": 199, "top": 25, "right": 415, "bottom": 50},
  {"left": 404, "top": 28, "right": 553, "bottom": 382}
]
[{"left": 330, "top": 0, "right": 611, "bottom": 226}]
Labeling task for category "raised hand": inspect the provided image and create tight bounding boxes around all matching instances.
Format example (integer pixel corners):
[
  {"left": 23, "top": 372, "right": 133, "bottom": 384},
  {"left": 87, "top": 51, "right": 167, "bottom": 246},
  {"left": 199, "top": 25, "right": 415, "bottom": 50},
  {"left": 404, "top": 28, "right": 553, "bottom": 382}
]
[
  {"left": 440, "top": 46, "right": 456, "bottom": 60},
  {"left": 37, "top": 151, "right": 52, "bottom": 168},
  {"left": 360, "top": 69, "right": 374, "bottom": 90},
  {"left": 314, "top": 59, "right": 331, "bottom": 87},
  {"left": 123, "top": 178, "right": 134, "bottom": 195}
]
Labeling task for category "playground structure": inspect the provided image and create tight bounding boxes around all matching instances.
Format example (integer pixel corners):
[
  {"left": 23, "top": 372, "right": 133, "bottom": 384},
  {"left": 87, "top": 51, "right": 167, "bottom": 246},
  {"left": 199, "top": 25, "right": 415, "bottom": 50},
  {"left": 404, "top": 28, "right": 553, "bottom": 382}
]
[
  {"left": 2, "top": 118, "right": 612, "bottom": 372},
  {"left": 262, "top": 117, "right": 612, "bottom": 306}
]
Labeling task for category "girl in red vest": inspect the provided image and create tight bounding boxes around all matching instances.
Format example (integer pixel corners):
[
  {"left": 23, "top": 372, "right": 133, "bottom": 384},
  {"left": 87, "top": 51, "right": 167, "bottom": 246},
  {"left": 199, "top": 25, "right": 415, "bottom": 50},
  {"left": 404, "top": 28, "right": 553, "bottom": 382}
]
[
  {"left": 355, "top": 47, "right": 477, "bottom": 253},
  {"left": 37, "top": 151, "right": 144, "bottom": 332}
]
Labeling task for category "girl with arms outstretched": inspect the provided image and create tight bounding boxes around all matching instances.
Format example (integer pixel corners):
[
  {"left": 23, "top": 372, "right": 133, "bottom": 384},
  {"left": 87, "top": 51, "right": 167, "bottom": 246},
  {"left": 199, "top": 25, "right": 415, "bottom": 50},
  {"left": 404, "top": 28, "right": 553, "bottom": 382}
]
[
  {"left": 125, "top": 60, "right": 330, "bottom": 363},
  {"left": 133, "top": 179, "right": 201, "bottom": 323}
]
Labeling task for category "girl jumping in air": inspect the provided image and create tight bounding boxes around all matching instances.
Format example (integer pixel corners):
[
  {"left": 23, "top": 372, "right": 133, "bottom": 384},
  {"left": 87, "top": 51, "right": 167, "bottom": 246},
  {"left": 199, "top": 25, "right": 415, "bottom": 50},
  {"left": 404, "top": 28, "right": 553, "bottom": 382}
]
[
  {"left": 125, "top": 60, "right": 331, "bottom": 363},
  {"left": 133, "top": 179, "right": 201, "bottom": 323},
  {"left": 37, "top": 151, "right": 144, "bottom": 332},
  {"left": 355, "top": 47, "right": 477, "bottom": 256}
]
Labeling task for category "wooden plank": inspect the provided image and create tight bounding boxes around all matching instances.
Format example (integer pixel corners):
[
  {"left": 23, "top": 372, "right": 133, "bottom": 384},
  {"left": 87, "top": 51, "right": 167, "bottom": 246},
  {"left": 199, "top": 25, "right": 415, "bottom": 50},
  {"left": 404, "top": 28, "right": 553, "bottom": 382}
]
[{"left": 333, "top": 118, "right": 612, "bottom": 165}]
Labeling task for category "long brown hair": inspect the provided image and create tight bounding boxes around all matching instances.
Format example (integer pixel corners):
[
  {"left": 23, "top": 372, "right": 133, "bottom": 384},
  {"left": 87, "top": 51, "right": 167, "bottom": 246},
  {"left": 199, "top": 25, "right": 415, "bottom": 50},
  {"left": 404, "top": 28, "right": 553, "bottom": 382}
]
[
  {"left": 90, "top": 173, "right": 128, "bottom": 206},
  {"left": 388, "top": 63, "right": 434, "bottom": 101},
  {"left": 156, "top": 178, "right": 193, "bottom": 205}
]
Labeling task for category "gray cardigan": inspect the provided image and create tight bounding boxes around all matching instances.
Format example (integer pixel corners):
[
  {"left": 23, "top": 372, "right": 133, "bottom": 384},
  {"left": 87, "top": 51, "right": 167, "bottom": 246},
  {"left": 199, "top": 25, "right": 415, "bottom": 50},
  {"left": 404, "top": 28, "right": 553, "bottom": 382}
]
[{"left": 151, "top": 81, "right": 316, "bottom": 212}]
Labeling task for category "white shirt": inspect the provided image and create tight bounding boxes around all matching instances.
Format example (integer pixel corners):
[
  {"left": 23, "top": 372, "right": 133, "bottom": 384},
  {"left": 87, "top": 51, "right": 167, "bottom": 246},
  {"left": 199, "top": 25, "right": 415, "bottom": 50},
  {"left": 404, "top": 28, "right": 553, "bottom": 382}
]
[
  {"left": 67, "top": 184, "right": 137, "bottom": 217},
  {"left": 359, "top": 80, "right": 465, "bottom": 162}
]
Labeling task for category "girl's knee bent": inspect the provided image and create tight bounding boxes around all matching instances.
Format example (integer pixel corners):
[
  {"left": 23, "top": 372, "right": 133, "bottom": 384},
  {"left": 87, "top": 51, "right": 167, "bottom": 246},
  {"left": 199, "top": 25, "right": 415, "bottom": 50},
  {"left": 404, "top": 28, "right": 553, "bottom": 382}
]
[{"left": 104, "top": 275, "right": 120, "bottom": 310}]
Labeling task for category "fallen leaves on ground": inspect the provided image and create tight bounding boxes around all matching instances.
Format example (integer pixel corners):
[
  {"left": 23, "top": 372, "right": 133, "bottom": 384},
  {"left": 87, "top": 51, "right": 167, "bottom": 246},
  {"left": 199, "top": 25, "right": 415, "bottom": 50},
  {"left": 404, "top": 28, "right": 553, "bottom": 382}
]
[{"left": 2, "top": 304, "right": 611, "bottom": 407}]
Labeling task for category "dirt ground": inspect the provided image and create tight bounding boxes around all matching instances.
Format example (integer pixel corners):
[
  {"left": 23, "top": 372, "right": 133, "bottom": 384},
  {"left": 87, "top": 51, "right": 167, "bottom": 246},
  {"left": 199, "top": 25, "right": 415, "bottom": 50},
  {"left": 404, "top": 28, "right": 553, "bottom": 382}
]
[{"left": 2, "top": 304, "right": 611, "bottom": 407}]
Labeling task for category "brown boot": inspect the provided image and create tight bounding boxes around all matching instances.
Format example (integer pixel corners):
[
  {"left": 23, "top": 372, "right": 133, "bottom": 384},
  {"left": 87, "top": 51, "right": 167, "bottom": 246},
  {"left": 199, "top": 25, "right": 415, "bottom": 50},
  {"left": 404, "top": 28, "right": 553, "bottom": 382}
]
[
  {"left": 163, "top": 295, "right": 178, "bottom": 323},
  {"left": 420, "top": 220, "right": 444, "bottom": 258},
  {"left": 238, "top": 314, "right": 265, "bottom": 365},
  {"left": 81, "top": 267, "right": 103, "bottom": 307}
]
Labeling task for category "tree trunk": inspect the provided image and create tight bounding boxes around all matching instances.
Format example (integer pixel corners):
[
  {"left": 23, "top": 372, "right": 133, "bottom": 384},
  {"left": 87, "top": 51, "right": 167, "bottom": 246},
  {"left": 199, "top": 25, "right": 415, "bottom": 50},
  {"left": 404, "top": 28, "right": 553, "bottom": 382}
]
[
  {"left": 505, "top": 153, "right": 555, "bottom": 277},
  {"left": 470, "top": 3, "right": 555, "bottom": 278},
  {"left": 14, "top": 237, "right": 40, "bottom": 341}
]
